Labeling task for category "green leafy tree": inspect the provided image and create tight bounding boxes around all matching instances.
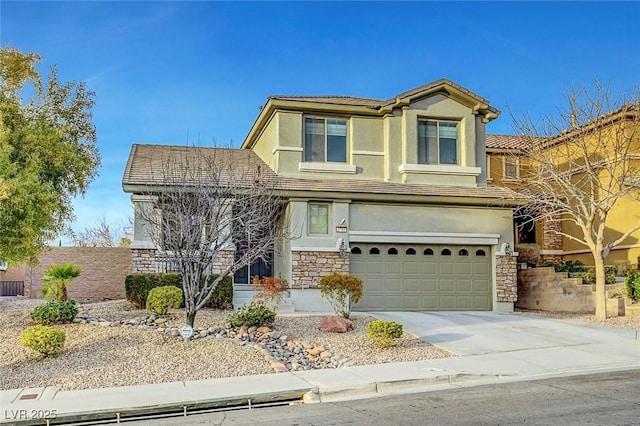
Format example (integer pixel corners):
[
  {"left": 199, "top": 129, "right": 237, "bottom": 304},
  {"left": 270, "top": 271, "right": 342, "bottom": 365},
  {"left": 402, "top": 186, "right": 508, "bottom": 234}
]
[
  {"left": 0, "top": 47, "right": 99, "bottom": 264},
  {"left": 42, "top": 263, "right": 81, "bottom": 301}
]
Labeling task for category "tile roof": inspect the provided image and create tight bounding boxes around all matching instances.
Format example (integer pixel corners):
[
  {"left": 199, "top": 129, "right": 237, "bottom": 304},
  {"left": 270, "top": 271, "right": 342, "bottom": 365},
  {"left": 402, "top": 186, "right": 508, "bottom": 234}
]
[
  {"left": 268, "top": 95, "right": 384, "bottom": 108},
  {"left": 269, "top": 79, "right": 498, "bottom": 113},
  {"left": 122, "top": 144, "right": 278, "bottom": 187},
  {"left": 485, "top": 134, "right": 527, "bottom": 150},
  {"left": 123, "top": 144, "right": 514, "bottom": 202}
]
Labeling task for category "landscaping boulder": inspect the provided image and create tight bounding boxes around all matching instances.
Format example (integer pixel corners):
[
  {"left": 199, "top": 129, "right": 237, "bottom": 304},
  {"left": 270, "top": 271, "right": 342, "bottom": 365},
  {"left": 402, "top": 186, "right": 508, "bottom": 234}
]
[{"left": 319, "top": 316, "right": 353, "bottom": 333}]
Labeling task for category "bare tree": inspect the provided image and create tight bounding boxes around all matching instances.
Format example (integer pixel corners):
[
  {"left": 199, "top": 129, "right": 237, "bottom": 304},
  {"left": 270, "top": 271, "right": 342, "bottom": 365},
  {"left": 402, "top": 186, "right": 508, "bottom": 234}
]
[
  {"left": 71, "top": 217, "right": 133, "bottom": 247},
  {"left": 509, "top": 81, "right": 640, "bottom": 319},
  {"left": 139, "top": 146, "right": 286, "bottom": 327}
]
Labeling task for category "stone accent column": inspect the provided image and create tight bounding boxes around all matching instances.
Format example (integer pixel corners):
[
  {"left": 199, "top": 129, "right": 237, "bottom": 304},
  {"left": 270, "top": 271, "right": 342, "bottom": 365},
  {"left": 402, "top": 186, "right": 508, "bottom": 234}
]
[
  {"left": 290, "top": 251, "right": 349, "bottom": 289},
  {"left": 131, "top": 248, "right": 157, "bottom": 274},
  {"left": 210, "top": 250, "right": 235, "bottom": 274},
  {"left": 496, "top": 254, "right": 518, "bottom": 303},
  {"left": 541, "top": 218, "right": 563, "bottom": 261}
]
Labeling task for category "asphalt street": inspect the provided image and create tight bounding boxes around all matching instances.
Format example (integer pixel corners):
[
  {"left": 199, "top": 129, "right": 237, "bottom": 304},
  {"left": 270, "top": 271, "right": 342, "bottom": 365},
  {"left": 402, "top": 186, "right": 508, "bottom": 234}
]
[{"left": 127, "top": 369, "right": 640, "bottom": 425}]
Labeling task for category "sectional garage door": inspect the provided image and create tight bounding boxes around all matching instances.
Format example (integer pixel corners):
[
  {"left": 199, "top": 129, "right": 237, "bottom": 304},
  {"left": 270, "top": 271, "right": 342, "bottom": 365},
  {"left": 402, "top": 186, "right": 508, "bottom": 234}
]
[{"left": 350, "top": 244, "right": 491, "bottom": 311}]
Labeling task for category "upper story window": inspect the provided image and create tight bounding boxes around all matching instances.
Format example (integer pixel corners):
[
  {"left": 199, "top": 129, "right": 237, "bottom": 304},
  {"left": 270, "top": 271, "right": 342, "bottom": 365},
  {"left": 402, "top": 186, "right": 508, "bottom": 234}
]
[
  {"left": 308, "top": 203, "right": 329, "bottom": 234},
  {"left": 418, "top": 120, "right": 458, "bottom": 165},
  {"left": 503, "top": 157, "right": 519, "bottom": 179},
  {"left": 304, "top": 117, "right": 347, "bottom": 163}
]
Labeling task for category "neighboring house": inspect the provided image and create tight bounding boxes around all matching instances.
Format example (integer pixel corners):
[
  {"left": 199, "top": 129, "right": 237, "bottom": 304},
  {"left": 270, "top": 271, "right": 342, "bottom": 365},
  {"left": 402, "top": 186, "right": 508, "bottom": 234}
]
[
  {"left": 123, "top": 79, "right": 519, "bottom": 312},
  {"left": 486, "top": 105, "right": 640, "bottom": 271}
]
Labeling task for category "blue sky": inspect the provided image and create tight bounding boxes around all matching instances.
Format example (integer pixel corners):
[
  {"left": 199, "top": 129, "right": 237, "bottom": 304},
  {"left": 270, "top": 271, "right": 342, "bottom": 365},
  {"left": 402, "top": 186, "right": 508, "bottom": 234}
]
[{"left": 1, "top": 1, "right": 639, "bottom": 242}]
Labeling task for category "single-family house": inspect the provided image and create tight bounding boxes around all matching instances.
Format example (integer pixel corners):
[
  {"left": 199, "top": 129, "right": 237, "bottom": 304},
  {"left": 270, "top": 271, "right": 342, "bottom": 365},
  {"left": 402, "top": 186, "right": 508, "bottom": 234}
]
[
  {"left": 486, "top": 104, "right": 640, "bottom": 272},
  {"left": 123, "top": 79, "right": 519, "bottom": 312}
]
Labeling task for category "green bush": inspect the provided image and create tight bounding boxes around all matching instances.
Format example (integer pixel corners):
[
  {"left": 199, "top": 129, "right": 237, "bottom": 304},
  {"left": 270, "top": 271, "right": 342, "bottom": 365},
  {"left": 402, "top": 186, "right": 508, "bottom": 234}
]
[
  {"left": 624, "top": 270, "right": 640, "bottom": 302},
  {"left": 203, "top": 274, "right": 233, "bottom": 309},
  {"left": 21, "top": 325, "right": 66, "bottom": 358},
  {"left": 540, "top": 259, "right": 585, "bottom": 273},
  {"left": 125, "top": 273, "right": 232, "bottom": 310},
  {"left": 125, "top": 273, "right": 181, "bottom": 308},
  {"left": 366, "top": 320, "right": 403, "bottom": 348},
  {"left": 569, "top": 266, "right": 616, "bottom": 285},
  {"left": 319, "top": 273, "right": 363, "bottom": 319},
  {"left": 146, "top": 286, "right": 183, "bottom": 315},
  {"left": 31, "top": 300, "right": 78, "bottom": 324},
  {"left": 228, "top": 301, "right": 276, "bottom": 328}
]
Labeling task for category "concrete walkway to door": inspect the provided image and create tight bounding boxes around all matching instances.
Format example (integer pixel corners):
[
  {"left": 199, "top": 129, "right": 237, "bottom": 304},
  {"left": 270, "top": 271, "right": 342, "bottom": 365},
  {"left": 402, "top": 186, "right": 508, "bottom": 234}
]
[{"left": 370, "top": 311, "right": 639, "bottom": 356}]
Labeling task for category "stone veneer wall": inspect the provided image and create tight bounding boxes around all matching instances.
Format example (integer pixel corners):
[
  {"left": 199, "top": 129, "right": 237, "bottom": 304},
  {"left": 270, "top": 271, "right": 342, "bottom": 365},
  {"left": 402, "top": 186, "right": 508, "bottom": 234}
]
[
  {"left": 210, "top": 250, "right": 235, "bottom": 274},
  {"left": 132, "top": 248, "right": 235, "bottom": 275},
  {"left": 25, "top": 247, "right": 132, "bottom": 302},
  {"left": 291, "top": 251, "right": 349, "bottom": 289},
  {"left": 542, "top": 219, "right": 563, "bottom": 251},
  {"left": 131, "top": 248, "right": 157, "bottom": 274},
  {"left": 495, "top": 255, "right": 518, "bottom": 303}
]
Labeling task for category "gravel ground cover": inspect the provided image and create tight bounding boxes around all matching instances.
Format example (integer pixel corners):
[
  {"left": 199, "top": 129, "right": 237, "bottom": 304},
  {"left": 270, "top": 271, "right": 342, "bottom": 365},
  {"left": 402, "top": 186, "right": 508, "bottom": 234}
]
[{"left": 0, "top": 299, "right": 451, "bottom": 391}]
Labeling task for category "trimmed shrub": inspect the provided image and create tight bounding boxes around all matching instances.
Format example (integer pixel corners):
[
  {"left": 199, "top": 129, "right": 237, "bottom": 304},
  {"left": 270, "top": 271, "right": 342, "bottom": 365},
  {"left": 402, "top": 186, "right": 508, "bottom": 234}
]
[
  {"left": 625, "top": 270, "right": 640, "bottom": 302},
  {"left": 319, "top": 273, "right": 364, "bottom": 319},
  {"left": 366, "top": 320, "right": 403, "bottom": 348},
  {"left": 126, "top": 273, "right": 232, "bottom": 310},
  {"left": 31, "top": 300, "right": 78, "bottom": 325},
  {"left": 228, "top": 301, "right": 276, "bottom": 328},
  {"left": 146, "top": 286, "right": 183, "bottom": 315},
  {"left": 125, "top": 273, "right": 181, "bottom": 308},
  {"left": 21, "top": 325, "right": 66, "bottom": 358}
]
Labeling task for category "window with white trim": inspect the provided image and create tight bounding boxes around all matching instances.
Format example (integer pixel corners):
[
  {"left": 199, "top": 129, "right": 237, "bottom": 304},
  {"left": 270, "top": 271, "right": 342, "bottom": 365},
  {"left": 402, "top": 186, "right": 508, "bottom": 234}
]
[
  {"left": 304, "top": 118, "right": 347, "bottom": 163},
  {"left": 418, "top": 120, "right": 458, "bottom": 165},
  {"left": 308, "top": 203, "right": 329, "bottom": 234}
]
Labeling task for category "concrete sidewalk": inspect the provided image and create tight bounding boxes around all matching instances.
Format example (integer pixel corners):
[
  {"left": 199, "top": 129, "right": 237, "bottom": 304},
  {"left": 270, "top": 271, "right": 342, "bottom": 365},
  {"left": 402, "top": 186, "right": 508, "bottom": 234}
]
[{"left": 2, "top": 313, "right": 639, "bottom": 425}]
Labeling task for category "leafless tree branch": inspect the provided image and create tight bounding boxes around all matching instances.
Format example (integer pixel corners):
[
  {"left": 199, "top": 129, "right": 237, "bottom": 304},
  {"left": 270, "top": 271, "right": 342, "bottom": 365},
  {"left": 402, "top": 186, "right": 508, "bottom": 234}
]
[{"left": 507, "top": 80, "right": 640, "bottom": 319}]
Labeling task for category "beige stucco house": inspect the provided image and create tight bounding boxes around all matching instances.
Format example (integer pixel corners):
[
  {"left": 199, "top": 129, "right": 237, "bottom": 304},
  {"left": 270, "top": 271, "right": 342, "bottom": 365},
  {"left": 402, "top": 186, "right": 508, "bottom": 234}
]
[{"left": 123, "top": 79, "right": 519, "bottom": 312}]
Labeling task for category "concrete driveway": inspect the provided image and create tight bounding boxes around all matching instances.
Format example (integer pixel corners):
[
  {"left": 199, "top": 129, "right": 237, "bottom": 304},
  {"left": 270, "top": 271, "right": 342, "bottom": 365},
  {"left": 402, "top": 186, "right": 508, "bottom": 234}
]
[{"left": 369, "top": 311, "right": 639, "bottom": 356}]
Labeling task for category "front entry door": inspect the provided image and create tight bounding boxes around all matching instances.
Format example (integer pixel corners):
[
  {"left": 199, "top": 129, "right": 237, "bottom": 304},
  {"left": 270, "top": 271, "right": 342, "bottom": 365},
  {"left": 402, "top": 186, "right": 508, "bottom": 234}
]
[{"left": 233, "top": 254, "right": 273, "bottom": 284}]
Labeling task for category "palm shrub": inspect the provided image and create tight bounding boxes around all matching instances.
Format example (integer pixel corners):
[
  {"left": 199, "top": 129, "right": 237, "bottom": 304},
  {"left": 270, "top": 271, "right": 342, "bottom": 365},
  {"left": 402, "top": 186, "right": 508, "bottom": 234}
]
[
  {"left": 42, "top": 263, "right": 81, "bottom": 301},
  {"left": 146, "top": 285, "right": 183, "bottom": 315},
  {"left": 21, "top": 325, "right": 66, "bottom": 358},
  {"left": 319, "top": 273, "right": 363, "bottom": 319}
]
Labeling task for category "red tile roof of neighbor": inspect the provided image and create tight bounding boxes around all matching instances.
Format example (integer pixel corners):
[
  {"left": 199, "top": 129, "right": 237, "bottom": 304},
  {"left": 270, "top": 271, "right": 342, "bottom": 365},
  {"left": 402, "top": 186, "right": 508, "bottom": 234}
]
[{"left": 486, "top": 134, "right": 528, "bottom": 150}]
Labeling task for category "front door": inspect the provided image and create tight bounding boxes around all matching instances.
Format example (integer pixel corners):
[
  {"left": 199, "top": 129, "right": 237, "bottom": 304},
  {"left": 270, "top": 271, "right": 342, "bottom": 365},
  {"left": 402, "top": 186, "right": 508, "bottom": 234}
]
[{"left": 233, "top": 254, "right": 273, "bottom": 284}]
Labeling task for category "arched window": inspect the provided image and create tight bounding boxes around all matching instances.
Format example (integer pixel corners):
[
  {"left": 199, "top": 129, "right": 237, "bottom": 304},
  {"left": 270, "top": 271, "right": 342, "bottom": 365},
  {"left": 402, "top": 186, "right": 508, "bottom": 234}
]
[
  {"left": 369, "top": 247, "right": 380, "bottom": 255},
  {"left": 424, "top": 248, "right": 434, "bottom": 255},
  {"left": 406, "top": 248, "right": 416, "bottom": 255},
  {"left": 441, "top": 249, "right": 452, "bottom": 256},
  {"left": 459, "top": 249, "right": 469, "bottom": 256},
  {"left": 475, "top": 249, "right": 486, "bottom": 256},
  {"left": 388, "top": 247, "right": 398, "bottom": 255},
  {"left": 351, "top": 247, "right": 362, "bottom": 254}
]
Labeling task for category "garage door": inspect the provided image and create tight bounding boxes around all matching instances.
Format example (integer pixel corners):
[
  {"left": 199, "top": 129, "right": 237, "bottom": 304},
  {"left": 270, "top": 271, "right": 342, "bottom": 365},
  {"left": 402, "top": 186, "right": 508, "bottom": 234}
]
[{"left": 350, "top": 244, "right": 491, "bottom": 311}]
